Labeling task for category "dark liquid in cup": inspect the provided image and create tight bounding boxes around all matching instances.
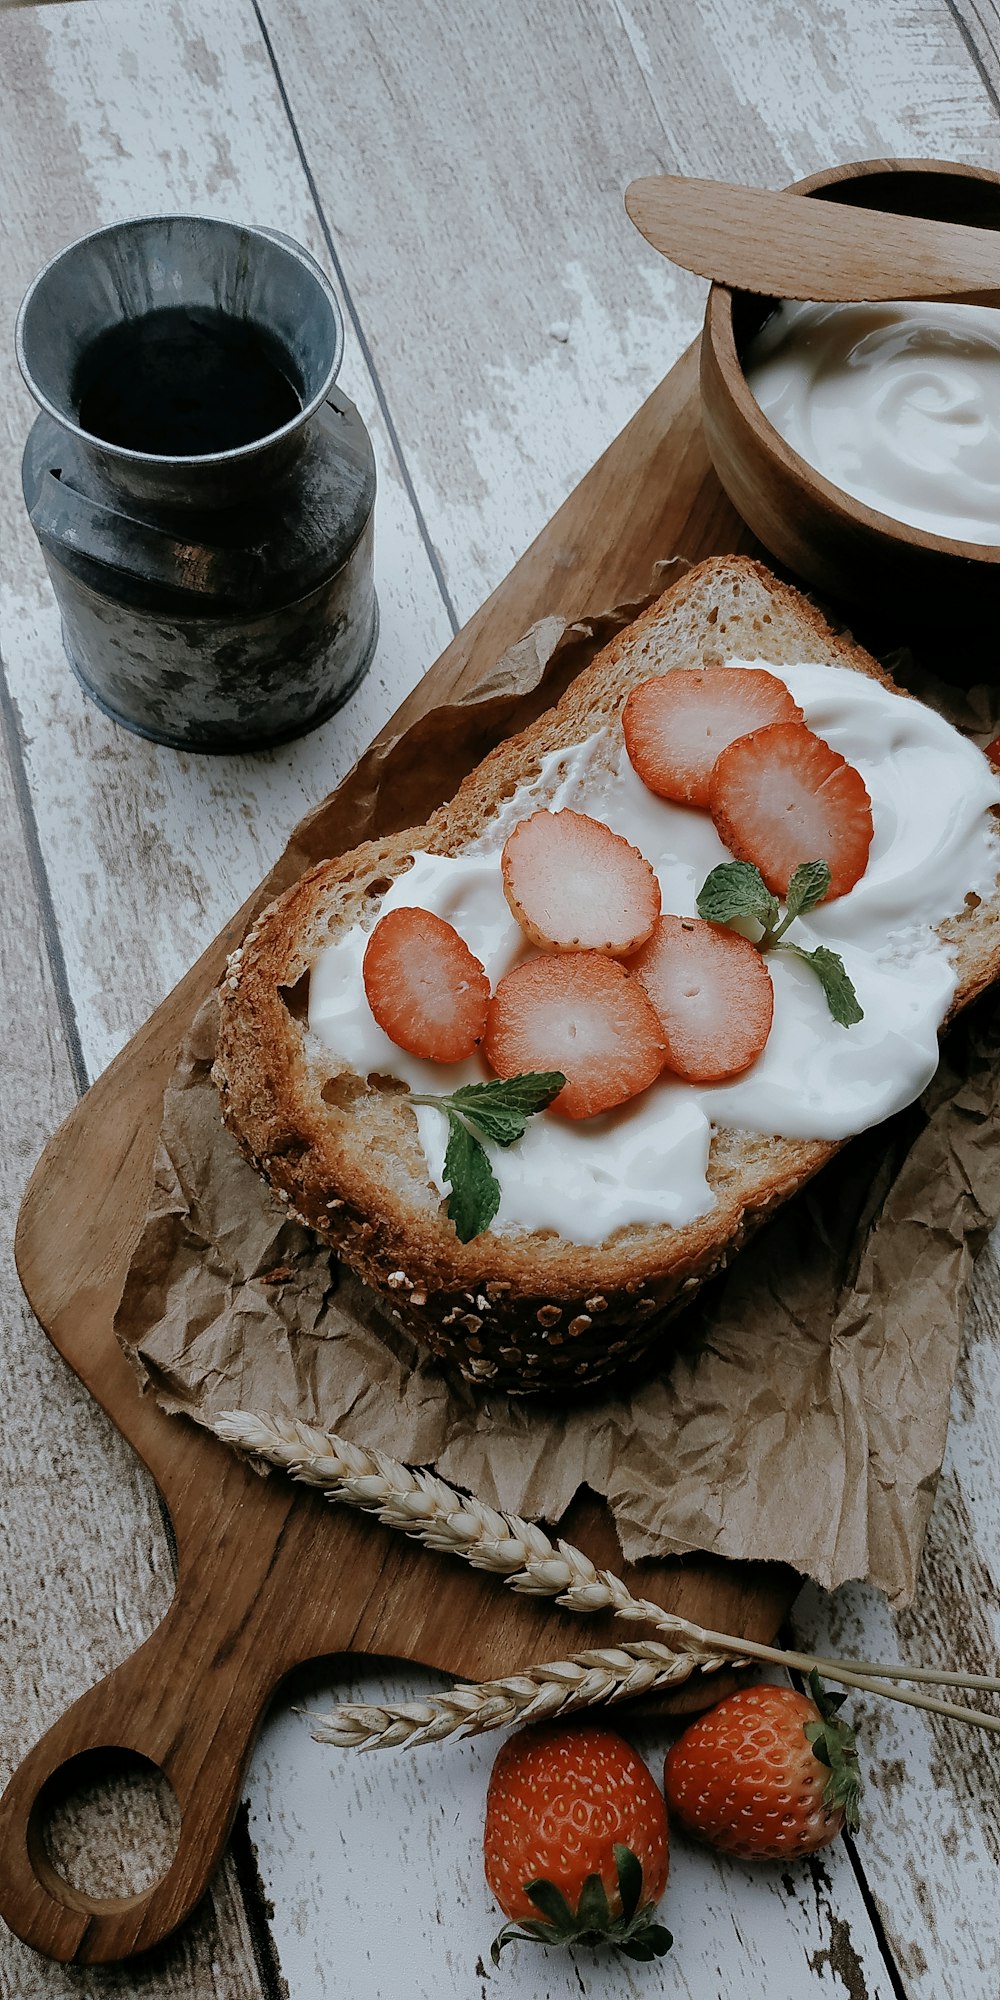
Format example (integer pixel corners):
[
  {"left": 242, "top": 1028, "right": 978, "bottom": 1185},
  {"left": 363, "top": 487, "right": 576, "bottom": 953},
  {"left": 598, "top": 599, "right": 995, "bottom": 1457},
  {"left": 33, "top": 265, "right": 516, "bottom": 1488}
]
[{"left": 74, "top": 306, "right": 303, "bottom": 456}]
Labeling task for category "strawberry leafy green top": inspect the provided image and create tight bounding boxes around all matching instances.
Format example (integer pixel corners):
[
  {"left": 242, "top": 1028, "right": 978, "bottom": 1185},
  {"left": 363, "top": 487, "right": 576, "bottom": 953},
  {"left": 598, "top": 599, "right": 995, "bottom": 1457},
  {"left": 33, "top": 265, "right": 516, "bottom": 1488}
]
[
  {"left": 696, "top": 859, "right": 863, "bottom": 1027},
  {"left": 805, "top": 1671, "right": 863, "bottom": 1833},
  {"left": 491, "top": 1843, "right": 673, "bottom": 1965}
]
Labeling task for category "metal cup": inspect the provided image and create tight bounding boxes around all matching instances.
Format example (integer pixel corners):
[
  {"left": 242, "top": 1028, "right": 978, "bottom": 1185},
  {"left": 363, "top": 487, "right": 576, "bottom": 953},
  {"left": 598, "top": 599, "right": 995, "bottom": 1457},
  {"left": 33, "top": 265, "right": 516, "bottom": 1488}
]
[{"left": 17, "top": 215, "right": 378, "bottom": 751}]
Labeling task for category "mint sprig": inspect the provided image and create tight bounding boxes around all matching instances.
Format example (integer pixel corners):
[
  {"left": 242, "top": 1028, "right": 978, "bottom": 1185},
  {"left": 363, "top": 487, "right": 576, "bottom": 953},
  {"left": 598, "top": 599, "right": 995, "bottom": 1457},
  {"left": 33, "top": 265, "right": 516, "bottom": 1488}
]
[
  {"left": 411, "top": 1071, "right": 565, "bottom": 1242},
  {"left": 696, "top": 859, "right": 863, "bottom": 1027},
  {"left": 444, "top": 1073, "right": 567, "bottom": 1145}
]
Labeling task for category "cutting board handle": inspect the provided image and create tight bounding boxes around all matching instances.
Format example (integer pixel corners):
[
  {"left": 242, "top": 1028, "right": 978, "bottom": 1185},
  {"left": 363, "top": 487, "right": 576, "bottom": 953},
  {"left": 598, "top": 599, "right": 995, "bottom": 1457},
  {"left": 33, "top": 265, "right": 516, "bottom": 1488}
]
[{"left": 0, "top": 1530, "right": 287, "bottom": 1963}]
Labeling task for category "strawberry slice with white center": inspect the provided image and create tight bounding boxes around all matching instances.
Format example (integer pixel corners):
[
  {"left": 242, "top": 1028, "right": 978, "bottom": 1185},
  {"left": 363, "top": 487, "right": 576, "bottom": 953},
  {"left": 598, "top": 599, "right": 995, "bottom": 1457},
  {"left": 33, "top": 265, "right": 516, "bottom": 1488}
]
[
  {"left": 628, "top": 916, "right": 774, "bottom": 1082},
  {"left": 622, "top": 667, "right": 803, "bottom": 807},
  {"left": 363, "top": 905, "right": 491, "bottom": 1062},
  {"left": 709, "top": 720, "right": 873, "bottom": 902},
  {"left": 484, "top": 952, "right": 666, "bottom": 1119},
  {"left": 501, "top": 808, "right": 660, "bottom": 954}
]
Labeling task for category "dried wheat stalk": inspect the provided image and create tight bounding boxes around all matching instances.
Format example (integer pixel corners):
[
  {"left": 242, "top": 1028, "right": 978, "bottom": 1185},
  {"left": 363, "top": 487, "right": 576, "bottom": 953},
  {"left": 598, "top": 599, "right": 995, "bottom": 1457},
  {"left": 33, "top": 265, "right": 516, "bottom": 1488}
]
[
  {"left": 211, "top": 1408, "right": 733, "bottom": 1674},
  {"left": 311, "top": 1641, "right": 703, "bottom": 1750},
  {"left": 314, "top": 1648, "right": 1000, "bottom": 1750},
  {"left": 213, "top": 1410, "right": 1000, "bottom": 1740}
]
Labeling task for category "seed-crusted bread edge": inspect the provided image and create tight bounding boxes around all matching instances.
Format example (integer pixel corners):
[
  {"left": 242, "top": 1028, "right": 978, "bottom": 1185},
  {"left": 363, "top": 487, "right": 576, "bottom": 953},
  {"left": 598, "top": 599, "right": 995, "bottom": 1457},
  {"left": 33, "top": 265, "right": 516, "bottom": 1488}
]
[{"left": 213, "top": 555, "right": 1000, "bottom": 1392}]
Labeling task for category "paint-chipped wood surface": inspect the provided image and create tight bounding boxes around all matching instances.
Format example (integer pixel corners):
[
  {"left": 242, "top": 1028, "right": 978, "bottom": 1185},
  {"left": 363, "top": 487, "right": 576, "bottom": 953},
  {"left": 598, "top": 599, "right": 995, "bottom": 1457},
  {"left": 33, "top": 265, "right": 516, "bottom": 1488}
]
[{"left": 0, "top": 0, "right": 998, "bottom": 1994}]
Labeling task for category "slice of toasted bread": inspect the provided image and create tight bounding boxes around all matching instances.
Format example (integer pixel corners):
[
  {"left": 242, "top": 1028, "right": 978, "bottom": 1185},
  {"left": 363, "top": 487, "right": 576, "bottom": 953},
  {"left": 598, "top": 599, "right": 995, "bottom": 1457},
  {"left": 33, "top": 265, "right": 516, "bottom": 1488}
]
[{"left": 214, "top": 556, "right": 1000, "bottom": 1392}]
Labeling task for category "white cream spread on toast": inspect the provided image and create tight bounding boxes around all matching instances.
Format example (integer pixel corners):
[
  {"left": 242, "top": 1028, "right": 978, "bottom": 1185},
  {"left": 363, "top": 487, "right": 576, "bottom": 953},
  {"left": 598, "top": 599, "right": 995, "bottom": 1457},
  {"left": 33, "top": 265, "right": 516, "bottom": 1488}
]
[{"left": 308, "top": 660, "right": 1000, "bottom": 1245}]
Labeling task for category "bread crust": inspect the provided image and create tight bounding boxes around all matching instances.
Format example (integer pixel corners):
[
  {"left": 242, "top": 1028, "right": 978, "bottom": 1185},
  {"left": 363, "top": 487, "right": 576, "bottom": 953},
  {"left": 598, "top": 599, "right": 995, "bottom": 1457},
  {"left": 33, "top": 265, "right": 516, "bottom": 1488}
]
[{"left": 214, "top": 556, "right": 1000, "bottom": 1391}]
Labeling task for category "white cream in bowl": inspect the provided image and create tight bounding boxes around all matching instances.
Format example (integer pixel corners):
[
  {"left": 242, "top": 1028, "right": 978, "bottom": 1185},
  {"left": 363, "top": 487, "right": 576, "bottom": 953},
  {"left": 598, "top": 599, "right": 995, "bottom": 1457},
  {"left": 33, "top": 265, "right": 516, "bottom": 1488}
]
[{"left": 744, "top": 300, "right": 1000, "bottom": 546}]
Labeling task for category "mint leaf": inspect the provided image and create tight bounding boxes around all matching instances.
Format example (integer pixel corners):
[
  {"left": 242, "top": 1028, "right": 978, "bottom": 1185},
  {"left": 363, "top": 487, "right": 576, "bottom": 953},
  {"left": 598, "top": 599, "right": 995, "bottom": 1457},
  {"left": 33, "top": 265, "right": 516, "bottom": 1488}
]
[
  {"left": 696, "top": 859, "right": 779, "bottom": 930},
  {"left": 784, "top": 859, "right": 831, "bottom": 921},
  {"left": 450, "top": 1071, "right": 565, "bottom": 1146},
  {"left": 698, "top": 854, "right": 862, "bottom": 1029},
  {"left": 443, "top": 1112, "right": 500, "bottom": 1242},
  {"left": 781, "top": 943, "right": 863, "bottom": 1027}
]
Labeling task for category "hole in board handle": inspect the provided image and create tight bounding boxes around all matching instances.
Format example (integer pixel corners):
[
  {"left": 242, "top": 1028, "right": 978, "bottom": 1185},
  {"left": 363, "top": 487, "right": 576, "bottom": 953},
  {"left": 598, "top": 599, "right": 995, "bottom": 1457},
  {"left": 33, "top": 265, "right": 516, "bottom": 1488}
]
[{"left": 27, "top": 1748, "right": 180, "bottom": 1914}]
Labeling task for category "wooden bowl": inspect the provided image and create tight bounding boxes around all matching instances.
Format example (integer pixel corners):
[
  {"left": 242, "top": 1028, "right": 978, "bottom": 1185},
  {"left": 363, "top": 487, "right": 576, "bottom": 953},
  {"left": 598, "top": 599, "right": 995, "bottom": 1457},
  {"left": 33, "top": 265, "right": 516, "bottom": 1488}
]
[{"left": 700, "top": 158, "right": 1000, "bottom": 635}]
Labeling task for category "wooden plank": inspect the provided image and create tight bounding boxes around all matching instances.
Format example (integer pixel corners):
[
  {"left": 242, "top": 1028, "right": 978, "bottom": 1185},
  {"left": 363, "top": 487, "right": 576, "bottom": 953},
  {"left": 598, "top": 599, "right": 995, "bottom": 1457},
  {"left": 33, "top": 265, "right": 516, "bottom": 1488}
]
[
  {"left": 0, "top": 0, "right": 453, "bottom": 1087},
  {"left": 256, "top": 0, "right": 706, "bottom": 626},
  {"left": 0, "top": 728, "right": 267, "bottom": 1993},
  {"left": 932, "top": 1, "right": 1000, "bottom": 107},
  {"left": 617, "top": 0, "right": 1000, "bottom": 185},
  {"left": 255, "top": 0, "right": 1000, "bottom": 625},
  {"left": 0, "top": 0, "right": 445, "bottom": 1985},
  {"left": 633, "top": 14, "right": 1000, "bottom": 1991},
  {"left": 793, "top": 1244, "right": 1000, "bottom": 1998},
  {"left": 248, "top": 1673, "right": 898, "bottom": 2000}
]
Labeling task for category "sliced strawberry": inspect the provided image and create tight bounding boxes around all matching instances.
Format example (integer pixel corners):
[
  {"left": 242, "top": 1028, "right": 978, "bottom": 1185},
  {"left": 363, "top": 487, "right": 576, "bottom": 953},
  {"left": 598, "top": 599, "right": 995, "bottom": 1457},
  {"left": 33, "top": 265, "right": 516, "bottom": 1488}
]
[
  {"left": 501, "top": 809, "right": 660, "bottom": 955},
  {"left": 628, "top": 916, "right": 773, "bottom": 1082},
  {"left": 709, "top": 721, "right": 873, "bottom": 902},
  {"left": 362, "top": 906, "right": 490, "bottom": 1062},
  {"left": 986, "top": 734, "right": 1000, "bottom": 770},
  {"left": 484, "top": 952, "right": 666, "bottom": 1120},
  {"left": 622, "top": 667, "right": 803, "bottom": 807}
]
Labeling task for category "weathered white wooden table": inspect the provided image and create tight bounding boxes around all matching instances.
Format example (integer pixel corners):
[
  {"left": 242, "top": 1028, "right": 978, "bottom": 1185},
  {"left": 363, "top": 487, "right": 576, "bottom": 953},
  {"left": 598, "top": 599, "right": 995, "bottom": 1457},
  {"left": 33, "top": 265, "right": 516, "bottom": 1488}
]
[{"left": 2, "top": 2, "right": 999, "bottom": 1994}]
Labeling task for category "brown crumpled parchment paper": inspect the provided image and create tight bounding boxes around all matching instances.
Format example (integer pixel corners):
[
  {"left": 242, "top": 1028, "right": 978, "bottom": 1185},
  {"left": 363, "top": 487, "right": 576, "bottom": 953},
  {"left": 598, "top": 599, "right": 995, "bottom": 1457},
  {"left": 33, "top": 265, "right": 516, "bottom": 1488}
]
[{"left": 114, "top": 577, "right": 1000, "bottom": 1606}]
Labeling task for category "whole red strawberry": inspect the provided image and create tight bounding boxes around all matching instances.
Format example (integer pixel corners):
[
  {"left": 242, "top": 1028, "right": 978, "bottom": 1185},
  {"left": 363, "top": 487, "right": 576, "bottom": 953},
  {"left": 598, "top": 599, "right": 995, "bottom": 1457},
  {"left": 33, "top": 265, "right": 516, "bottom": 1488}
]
[
  {"left": 664, "top": 1674, "right": 862, "bottom": 1861},
  {"left": 484, "top": 1720, "right": 671, "bottom": 1963}
]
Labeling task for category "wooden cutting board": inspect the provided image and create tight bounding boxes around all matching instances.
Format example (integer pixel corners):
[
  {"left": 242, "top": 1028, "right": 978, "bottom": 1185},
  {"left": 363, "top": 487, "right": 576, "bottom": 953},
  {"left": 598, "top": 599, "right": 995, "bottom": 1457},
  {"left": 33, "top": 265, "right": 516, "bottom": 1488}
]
[{"left": 0, "top": 338, "right": 795, "bottom": 1968}]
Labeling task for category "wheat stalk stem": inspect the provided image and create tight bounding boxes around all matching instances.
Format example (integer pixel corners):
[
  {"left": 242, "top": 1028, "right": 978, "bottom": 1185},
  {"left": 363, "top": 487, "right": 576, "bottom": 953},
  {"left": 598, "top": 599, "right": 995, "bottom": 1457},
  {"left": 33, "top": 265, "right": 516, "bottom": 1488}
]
[
  {"left": 783, "top": 1667, "right": 1000, "bottom": 1734},
  {"left": 808, "top": 1656, "right": 1000, "bottom": 1694},
  {"left": 662, "top": 1627, "right": 1000, "bottom": 1704},
  {"left": 213, "top": 1409, "right": 1000, "bottom": 1732}
]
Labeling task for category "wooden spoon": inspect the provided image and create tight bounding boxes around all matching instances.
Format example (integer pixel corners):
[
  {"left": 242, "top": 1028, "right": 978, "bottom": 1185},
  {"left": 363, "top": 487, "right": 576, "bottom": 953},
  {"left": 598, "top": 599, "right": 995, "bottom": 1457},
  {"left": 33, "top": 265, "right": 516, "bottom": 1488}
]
[{"left": 625, "top": 175, "right": 1000, "bottom": 304}]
